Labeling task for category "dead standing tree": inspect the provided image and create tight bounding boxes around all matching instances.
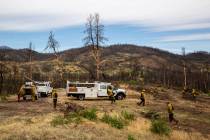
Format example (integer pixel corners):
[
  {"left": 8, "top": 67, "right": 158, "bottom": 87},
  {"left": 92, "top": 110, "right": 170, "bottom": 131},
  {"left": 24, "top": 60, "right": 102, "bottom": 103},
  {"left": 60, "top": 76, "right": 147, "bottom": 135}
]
[
  {"left": 11, "top": 64, "right": 20, "bottom": 94},
  {"left": 201, "top": 62, "right": 209, "bottom": 92},
  {"left": 28, "top": 42, "right": 33, "bottom": 79},
  {"left": 45, "top": 31, "right": 64, "bottom": 86},
  {"left": 205, "top": 63, "right": 210, "bottom": 91},
  {"left": 0, "top": 50, "right": 9, "bottom": 95},
  {"left": 45, "top": 31, "right": 59, "bottom": 59},
  {"left": 0, "top": 63, "right": 10, "bottom": 95},
  {"left": 83, "top": 13, "right": 107, "bottom": 81},
  {"left": 182, "top": 47, "right": 187, "bottom": 89}
]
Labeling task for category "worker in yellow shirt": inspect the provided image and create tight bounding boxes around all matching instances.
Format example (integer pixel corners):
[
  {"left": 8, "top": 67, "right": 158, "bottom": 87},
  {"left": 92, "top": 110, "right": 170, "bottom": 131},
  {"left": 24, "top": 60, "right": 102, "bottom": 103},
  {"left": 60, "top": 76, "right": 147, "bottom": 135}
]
[
  {"left": 138, "top": 89, "right": 145, "bottom": 106},
  {"left": 167, "top": 102, "right": 178, "bottom": 124},
  {"left": 107, "top": 86, "right": 115, "bottom": 104},
  {"left": 192, "top": 89, "right": 199, "bottom": 100},
  {"left": 52, "top": 89, "right": 58, "bottom": 109}
]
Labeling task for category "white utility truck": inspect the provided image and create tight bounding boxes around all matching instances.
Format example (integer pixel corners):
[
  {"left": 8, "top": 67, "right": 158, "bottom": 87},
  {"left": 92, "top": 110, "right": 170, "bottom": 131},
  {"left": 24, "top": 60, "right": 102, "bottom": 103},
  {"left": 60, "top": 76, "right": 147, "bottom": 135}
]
[
  {"left": 35, "top": 81, "right": 53, "bottom": 97},
  {"left": 66, "top": 81, "right": 126, "bottom": 100}
]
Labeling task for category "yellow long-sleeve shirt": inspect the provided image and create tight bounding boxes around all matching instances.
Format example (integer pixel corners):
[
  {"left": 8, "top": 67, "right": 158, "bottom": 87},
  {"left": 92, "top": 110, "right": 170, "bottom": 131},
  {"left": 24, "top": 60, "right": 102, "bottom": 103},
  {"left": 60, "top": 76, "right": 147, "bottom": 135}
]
[
  {"left": 107, "top": 89, "right": 113, "bottom": 96},
  {"left": 52, "top": 92, "right": 58, "bottom": 99},
  {"left": 167, "top": 103, "right": 174, "bottom": 114}
]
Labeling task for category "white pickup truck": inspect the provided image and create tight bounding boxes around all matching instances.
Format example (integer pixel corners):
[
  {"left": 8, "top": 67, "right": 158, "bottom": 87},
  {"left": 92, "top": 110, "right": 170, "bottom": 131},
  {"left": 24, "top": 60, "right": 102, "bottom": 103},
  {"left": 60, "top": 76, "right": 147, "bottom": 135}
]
[
  {"left": 66, "top": 81, "right": 126, "bottom": 100},
  {"left": 35, "top": 81, "right": 53, "bottom": 97}
]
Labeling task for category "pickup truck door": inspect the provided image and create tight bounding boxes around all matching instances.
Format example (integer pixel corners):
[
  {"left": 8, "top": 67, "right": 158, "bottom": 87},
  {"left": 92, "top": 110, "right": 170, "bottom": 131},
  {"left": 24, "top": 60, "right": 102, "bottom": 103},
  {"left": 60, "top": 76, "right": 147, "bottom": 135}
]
[{"left": 98, "top": 84, "right": 108, "bottom": 97}]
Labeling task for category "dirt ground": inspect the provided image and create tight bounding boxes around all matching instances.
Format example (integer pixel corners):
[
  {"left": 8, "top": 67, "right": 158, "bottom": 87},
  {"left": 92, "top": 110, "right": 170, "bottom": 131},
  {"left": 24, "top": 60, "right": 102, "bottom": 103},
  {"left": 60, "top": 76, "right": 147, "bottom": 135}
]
[{"left": 0, "top": 86, "right": 210, "bottom": 140}]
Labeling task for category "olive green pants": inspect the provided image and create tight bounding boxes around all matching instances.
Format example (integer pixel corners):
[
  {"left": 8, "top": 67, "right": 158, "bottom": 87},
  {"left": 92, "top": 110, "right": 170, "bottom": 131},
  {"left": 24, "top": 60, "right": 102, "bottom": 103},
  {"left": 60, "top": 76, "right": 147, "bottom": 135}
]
[
  {"left": 53, "top": 99, "right": 57, "bottom": 109},
  {"left": 111, "top": 96, "right": 115, "bottom": 104}
]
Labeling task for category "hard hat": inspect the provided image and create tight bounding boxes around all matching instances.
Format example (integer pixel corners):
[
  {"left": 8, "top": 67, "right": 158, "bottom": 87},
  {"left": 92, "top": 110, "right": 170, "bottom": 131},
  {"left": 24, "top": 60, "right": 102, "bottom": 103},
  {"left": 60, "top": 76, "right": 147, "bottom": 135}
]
[{"left": 142, "top": 89, "right": 146, "bottom": 92}]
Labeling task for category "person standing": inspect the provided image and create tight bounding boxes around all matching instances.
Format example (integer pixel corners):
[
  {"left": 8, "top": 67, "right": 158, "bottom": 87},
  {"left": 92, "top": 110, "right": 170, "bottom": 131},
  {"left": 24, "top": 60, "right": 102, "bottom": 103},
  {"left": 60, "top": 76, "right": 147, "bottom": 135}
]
[
  {"left": 192, "top": 89, "right": 198, "bottom": 101},
  {"left": 107, "top": 86, "right": 115, "bottom": 104},
  {"left": 139, "top": 89, "right": 145, "bottom": 106},
  {"left": 52, "top": 89, "right": 58, "bottom": 109},
  {"left": 167, "top": 102, "right": 178, "bottom": 124}
]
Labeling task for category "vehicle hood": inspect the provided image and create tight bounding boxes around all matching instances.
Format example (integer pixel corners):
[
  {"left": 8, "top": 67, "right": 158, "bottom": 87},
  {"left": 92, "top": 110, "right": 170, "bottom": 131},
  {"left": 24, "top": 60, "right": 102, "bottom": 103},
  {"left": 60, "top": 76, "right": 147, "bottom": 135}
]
[
  {"left": 113, "top": 88, "right": 126, "bottom": 94},
  {"left": 37, "top": 86, "right": 46, "bottom": 91}
]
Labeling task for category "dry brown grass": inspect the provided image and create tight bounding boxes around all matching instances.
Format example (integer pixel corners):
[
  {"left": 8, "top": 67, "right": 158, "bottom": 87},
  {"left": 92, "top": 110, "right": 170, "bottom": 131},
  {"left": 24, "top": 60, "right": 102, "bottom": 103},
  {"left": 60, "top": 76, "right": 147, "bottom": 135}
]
[
  {"left": 1, "top": 114, "right": 208, "bottom": 140},
  {"left": 0, "top": 87, "right": 210, "bottom": 140}
]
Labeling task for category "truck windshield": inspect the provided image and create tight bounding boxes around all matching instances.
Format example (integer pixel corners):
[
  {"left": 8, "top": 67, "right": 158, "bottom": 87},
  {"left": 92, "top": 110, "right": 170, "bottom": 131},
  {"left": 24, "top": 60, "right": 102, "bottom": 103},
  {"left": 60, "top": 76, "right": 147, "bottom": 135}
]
[
  {"left": 37, "top": 84, "right": 45, "bottom": 86},
  {"left": 100, "top": 85, "right": 107, "bottom": 89},
  {"left": 113, "top": 87, "right": 118, "bottom": 90}
]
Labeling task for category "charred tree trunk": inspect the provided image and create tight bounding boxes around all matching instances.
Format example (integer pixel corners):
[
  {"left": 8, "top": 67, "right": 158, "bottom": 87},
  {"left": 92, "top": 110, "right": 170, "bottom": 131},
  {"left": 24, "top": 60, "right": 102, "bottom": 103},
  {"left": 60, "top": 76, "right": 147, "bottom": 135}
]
[
  {"left": 183, "top": 63, "right": 187, "bottom": 88},
  {"left": 0, "top": 72, "right": 3, "bottom": 94},
  {"left": 83, "top": 13, "right": 107, "bottom": 81}
]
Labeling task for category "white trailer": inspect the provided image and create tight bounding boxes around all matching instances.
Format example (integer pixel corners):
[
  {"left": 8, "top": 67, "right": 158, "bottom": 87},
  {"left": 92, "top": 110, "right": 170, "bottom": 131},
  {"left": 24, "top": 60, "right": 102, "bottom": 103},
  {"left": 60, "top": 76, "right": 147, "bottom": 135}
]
[{"left": 66, "top": 81, "right": 126, "bottom": 100}]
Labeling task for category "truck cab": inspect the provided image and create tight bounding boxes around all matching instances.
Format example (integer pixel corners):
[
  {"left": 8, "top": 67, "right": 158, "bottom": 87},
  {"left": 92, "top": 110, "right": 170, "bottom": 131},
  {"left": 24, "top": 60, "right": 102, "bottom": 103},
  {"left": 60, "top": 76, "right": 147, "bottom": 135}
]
[
  {"left": 35, "top": 81, "right": 53, "bottom": 97},
  {"left": 97, "top": 83, "right": 110, "bottom": 97}
]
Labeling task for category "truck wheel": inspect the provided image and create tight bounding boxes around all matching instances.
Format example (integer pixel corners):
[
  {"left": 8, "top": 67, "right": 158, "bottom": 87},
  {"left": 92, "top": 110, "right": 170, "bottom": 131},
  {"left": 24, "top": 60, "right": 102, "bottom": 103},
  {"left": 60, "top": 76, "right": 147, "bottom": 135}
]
[
  {"left": 35, "top": 95, "right": 38, "bottom": 100},
  {"left": 78, "top": 95, "right": 85, "bottom": 101},
  {"left": 44, "top": 93, "right": 48, "bottom": 97},
  {"left": 23, "top": 96, "right": 26, "bottom": 100},
  {"left": 116, "top": 93, "right": 124, "bottom": 100}
]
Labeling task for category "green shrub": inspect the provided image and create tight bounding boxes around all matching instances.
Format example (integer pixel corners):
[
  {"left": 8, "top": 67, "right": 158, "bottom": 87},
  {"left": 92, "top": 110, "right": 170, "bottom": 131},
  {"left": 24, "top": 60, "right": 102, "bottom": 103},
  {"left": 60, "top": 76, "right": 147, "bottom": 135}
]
[
  {"left": 51, "top": 115, "right": 69, "bottom": 127},
  {"left": 66, "top": 112, "right": 82, "bottom": 124},
  {"left": 51, "top": 108, "right": 98, "bottom": 127},
  {"left": 66, "top": 112, "right": 80, "bottom": 118},
  {"left": 142, "top": 110, "right": 160, "bottom": 120},
  {"left": 150, "top": 119, "right": 171, "bottom": 136},
  {"left": 121, "top": 111, "right": 135, "bottom": 121},
  {"left": 128, "top": 134, "right": 136, "bottom": 140},
  {"left": 128, "top": 80, "right": 138, "bottom": 85},
  {"left": 81, "top": 108, "right": 97, "bottom": 121},
  {"left": 101, "top": 114, "right": 124, "bottom": 129}
]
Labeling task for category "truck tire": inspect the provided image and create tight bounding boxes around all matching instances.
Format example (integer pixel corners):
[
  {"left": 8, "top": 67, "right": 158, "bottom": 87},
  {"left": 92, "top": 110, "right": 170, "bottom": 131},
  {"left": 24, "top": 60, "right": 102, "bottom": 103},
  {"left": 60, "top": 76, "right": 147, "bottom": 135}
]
[
  {"left": 116, "top": 93, "right": 124, "bottom": 100},
  {"left": 23, "top": 96, "right": 26, "bottom": 100},
  {"left": 35, "top": 95, "right": 38, "bottom": 100},
  {"left": 78, "top": 94, "right": 85, "bottom": 101},
  {"left": 44, "top": 93, "right": 48, "bottom": 97}
]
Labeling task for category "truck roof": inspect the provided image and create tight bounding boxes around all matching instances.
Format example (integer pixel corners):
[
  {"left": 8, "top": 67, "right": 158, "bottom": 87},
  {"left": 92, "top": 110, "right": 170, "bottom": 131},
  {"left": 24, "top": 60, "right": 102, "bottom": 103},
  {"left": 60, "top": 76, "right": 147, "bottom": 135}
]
[
  {"left": 35, "top": 81, "right": 50, "bottom": 82},
  {"left": 67, "top": 81, "right": 111, "bottom": 85},
  {"left": 35, "top": 81, "right": 51, "bottom": 84}
]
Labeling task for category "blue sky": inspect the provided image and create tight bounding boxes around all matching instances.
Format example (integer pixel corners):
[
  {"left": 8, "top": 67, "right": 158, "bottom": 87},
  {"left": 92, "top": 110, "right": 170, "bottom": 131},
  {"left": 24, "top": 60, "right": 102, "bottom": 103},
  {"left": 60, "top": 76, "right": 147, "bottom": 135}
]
[{"left": 0, "top": 0, "right": 210, "bottom": 54}]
